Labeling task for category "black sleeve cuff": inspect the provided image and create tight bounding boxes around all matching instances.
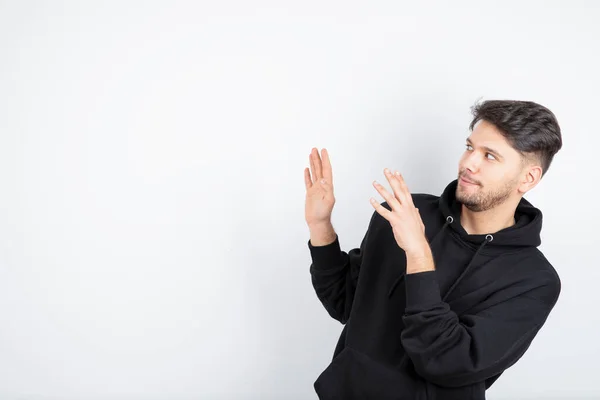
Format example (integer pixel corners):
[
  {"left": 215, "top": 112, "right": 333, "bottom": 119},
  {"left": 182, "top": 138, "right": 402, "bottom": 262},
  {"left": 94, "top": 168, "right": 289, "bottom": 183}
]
[
  {"left": 404, "top": 270, "right": 443, "bottom": 313},
  {"left": 307, "top": 235, "right": 345, "bottom": 269}
]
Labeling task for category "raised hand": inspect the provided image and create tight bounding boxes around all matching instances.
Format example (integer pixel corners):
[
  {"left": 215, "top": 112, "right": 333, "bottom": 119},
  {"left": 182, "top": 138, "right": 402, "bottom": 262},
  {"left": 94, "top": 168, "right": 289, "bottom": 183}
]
[
  {"left": 304, "top": 148, "right": 335, "bottom": 227},
  {"left": 370, "top": 168, "right": 427, "bottom": 256}
]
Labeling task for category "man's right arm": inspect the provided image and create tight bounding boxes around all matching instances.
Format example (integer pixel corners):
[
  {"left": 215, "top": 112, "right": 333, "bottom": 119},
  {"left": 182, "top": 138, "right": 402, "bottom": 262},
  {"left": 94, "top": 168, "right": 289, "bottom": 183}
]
[{"left": 307, "top": 210, "right": 378, "bottom": 324}]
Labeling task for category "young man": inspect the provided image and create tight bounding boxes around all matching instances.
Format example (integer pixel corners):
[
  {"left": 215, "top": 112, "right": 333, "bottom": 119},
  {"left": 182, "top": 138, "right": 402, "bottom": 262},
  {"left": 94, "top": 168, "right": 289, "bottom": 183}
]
[{"left": 304, "top": 100, "right": 563, "bottom": 399}]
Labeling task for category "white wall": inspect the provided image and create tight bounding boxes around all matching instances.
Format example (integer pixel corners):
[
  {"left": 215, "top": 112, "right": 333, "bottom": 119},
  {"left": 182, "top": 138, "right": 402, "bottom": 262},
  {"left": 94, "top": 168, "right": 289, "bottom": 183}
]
[{"left": 0, "top": 1, "right": 597, "bottom": 399}]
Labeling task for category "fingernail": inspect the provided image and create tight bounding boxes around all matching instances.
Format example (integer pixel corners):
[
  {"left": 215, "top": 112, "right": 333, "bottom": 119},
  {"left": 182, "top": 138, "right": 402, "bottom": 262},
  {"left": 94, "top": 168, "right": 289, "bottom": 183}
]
[{"left": 384, "top": 168, "right": 390, "bottom": 174}]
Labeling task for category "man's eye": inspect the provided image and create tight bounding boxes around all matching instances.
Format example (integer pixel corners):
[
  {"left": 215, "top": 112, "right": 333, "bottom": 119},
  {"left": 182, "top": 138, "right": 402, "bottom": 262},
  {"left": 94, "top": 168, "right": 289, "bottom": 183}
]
[{"left": 466, "top": 145, "right": 496, "bottom": 160}]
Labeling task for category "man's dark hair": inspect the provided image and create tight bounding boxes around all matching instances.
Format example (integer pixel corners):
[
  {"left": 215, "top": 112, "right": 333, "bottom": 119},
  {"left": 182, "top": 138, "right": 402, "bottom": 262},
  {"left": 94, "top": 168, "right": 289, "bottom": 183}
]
[{"left": 469, "top": 99, "right": 562, "bottom": 177}]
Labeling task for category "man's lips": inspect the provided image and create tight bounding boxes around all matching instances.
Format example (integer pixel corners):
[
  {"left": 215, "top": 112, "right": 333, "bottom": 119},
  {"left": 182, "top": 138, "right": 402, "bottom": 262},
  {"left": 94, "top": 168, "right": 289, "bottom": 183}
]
[{"left": 460, "top": 176, "right": 478, "bottom": 185}]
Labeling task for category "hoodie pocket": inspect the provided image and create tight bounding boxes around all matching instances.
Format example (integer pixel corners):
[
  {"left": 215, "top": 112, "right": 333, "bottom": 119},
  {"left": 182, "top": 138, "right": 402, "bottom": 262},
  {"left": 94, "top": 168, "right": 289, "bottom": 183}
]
[{"left": 313, "top": 346, "right": 424, "bottom": 400}]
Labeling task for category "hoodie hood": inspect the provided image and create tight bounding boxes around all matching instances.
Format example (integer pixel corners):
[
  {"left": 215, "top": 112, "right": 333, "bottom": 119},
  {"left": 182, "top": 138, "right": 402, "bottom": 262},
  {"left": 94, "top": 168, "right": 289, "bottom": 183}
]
[
  {"left": 387, "top": 178, "right": 543, "bottom": 299},
  {"left": 438, "top": 178, "right": 543, "bottom": 250}
]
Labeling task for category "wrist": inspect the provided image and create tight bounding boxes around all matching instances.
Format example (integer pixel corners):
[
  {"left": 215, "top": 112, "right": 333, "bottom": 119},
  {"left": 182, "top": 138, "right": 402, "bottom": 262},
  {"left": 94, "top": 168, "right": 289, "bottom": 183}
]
[
  {"left": 405, "top": 239, "right": 431, "bottom": 260},
  {"left": 406, "top": 241, "right": 434, "bottom": 273}
]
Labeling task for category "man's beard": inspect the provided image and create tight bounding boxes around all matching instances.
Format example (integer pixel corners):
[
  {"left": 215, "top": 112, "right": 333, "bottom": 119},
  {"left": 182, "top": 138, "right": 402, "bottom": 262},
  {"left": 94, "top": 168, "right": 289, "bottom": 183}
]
[{"left": 456, "top": 175, "right": 518, "bottom": 212}]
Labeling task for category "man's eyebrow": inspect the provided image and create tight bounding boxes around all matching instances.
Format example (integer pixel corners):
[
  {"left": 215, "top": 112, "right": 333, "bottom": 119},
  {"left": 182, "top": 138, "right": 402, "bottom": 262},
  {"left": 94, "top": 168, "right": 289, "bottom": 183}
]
[{"left": 465, "top": 137, "right": 504, "bottom": 159}]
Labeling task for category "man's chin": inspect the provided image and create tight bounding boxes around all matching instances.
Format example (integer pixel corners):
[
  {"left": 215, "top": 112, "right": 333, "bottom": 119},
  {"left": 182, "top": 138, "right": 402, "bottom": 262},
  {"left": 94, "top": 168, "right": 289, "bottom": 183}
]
[{"left": 456, "top": 193, "right": 478, "bottom": 207}]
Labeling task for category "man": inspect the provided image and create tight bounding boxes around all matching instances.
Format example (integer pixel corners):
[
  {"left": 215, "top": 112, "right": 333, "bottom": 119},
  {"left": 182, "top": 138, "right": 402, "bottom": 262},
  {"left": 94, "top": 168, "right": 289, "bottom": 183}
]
[{"left": 304, "top": 99, "right": 562, "bottom": 399}]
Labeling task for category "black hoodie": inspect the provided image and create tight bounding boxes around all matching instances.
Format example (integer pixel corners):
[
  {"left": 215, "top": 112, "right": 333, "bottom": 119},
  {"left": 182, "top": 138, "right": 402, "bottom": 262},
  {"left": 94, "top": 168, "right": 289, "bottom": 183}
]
[{"left": 307, "top": 179, "right": 561, "bottom": 400}]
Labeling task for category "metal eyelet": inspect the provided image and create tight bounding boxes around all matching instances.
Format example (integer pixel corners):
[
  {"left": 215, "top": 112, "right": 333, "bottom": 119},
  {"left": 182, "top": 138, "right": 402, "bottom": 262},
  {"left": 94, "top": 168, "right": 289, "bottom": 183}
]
[
  {"left": 446, "top": 216, "right": 454, "bottom": 223},
  {"left": 485, "top": 234, "right": 493, "bottom": 242}
]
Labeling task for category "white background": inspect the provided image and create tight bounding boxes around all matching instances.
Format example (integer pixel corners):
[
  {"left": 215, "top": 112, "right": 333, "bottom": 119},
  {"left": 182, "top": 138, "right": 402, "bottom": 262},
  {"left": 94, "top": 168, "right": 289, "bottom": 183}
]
[{"left": 0, "top": 1, "right": 597, "bottom": 399}]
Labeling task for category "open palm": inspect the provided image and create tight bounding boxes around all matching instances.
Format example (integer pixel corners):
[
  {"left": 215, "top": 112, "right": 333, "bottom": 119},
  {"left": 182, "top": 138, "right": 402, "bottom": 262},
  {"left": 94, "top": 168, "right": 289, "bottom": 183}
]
[{"left": 304, "top": 148, "right": 336, "bottom": 226}]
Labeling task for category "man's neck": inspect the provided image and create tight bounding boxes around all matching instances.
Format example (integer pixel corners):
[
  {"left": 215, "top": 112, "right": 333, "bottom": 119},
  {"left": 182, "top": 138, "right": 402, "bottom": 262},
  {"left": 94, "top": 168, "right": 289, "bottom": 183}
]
[{"left": 460, "top": 202, "right": 517, "bottom": 235}]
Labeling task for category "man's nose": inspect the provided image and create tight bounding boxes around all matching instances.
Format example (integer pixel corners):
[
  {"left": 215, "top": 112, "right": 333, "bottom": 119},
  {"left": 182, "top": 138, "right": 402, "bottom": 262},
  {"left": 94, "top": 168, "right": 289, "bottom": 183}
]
[{"left": 462, "top": 152, "right": 481, "bottom": 173}]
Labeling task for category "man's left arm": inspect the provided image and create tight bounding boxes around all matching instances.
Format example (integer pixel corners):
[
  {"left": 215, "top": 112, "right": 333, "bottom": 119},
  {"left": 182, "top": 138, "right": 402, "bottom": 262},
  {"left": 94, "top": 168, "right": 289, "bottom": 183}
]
[
  {"left": 401, "top": 251, "right": 561, "bottom": 388},
  {"left": 368, "top": 169, "right": 561, "bottom": 387}
]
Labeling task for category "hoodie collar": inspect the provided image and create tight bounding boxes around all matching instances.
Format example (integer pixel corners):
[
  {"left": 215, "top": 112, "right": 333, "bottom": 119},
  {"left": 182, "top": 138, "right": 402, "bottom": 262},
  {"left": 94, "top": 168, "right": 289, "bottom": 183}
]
[{"left": 438, "top": 179, "right": 543, "bottom": 251}]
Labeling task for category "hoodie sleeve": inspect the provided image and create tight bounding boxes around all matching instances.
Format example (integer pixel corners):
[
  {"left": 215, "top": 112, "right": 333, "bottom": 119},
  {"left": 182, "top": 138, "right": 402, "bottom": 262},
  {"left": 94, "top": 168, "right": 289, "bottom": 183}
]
[
  {"left": 308, "top": 210, "right": 378, "bottom": 324},
  {"left": 400, "top": 268, "right": 561, "bottom": 388}
]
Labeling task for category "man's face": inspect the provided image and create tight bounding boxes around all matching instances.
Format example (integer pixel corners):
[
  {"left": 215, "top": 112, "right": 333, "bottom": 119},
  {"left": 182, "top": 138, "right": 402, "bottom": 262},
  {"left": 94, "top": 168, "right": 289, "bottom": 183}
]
[{"left": 456, "top": 120, "right": 524, "bottom": 212}]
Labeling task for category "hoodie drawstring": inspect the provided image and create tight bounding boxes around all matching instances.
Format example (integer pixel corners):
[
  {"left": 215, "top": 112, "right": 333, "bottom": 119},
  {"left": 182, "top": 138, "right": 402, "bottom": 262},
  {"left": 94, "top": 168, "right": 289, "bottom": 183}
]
[
  {"left": 441, "top": 232, "right": 493, "bottom": 301},
  {"left": 386, "top": 215, "right": 494, "bottom": 300},
  {"left": 387, "top": 215, "right": 454, "bottom": 298}
]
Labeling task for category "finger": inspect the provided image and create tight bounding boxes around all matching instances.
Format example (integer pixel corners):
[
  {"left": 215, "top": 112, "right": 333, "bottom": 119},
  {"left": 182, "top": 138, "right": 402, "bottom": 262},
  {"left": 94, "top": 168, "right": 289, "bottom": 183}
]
[
  {"left": 385, "top": 169, "right": 407, "bottom": 205},
  {"left": 394, "top": 171, "right": 414, "bottom": 206},
  {"left": 372, "top": 180, "right": 399, "bottom": 211},
  {"left": 309, "top": 152, "right": 318, "bottom": 184},
  {"left": 312, "top": 148, "right": 323, "bottom": 181},
  {"left": 370, "top": 197, "right": 392, "bottom": 220},
  {"left": 304, "top": 167, "right": 312, "bottom": 190},
  {"left": 321, "top": 148, "right": 333, "bottom": 186}
]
